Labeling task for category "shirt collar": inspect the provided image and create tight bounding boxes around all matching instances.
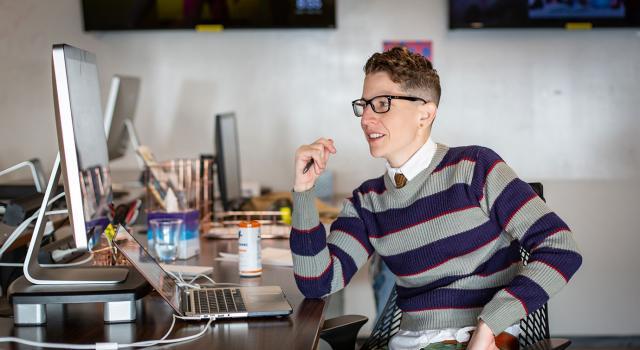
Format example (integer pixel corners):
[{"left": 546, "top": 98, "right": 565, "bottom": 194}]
[{"left": 386, "top": 137, "right": 437, "bottom": 186}]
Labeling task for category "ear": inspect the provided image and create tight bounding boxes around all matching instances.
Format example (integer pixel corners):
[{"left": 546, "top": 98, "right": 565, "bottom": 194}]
[{"left": 417, "top": 102, "right": 437, "bottom": 129}]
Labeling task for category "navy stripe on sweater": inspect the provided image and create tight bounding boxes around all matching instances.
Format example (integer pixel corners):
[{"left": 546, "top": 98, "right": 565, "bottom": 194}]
[
  {"left": 398, "top": 287, "right": 504, "bottom": 312},
  {"left": 395, "top": 240, "right": 521, "bottom": 298},
  {"left": 520, "top": 212, "right": 570, "bottom": 250},
  {"left": 363, "top": 184, "right": 478, "bottom": 238},
  {"left": 490, "top": 179, "right": 538, "bottom": 228},
  {"left": 505, "top": 275, "right": 549, "bottom": 314},
  {"left": 530, "top": 247, "right": 582, "bottom": 282},
  {"left": 290, "top": 224, "right": 327, "bottom": 256}
]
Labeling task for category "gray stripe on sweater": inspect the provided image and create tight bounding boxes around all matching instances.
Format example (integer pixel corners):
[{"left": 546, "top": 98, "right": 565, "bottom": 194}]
[
  {"left": 395, "top": 233, "right": 512, "bottom": 288},
  {"left": 370, "top": 207, "right": 488, "bottom": 256},
  {"left": 292, "top": 248, "right": 331, "bottom": 278},
  {"left": 328, "top": 230, "right": 370, "bottom": 268},
  {"left": 479, "top": 289, "right": 528, "bottom": 334},
  {"left": 519, "top": 261, "right": 569, "bottom": 296},
  {"left": 329, "top": 255, "right": 345, "bottom": 293},
  {"left": 292, "top": 190, "right": 320, "bottom": 231},
  {"left": 482, "top": 161, "right": 518, "bottom": 213},
  {"left": 532, "top": 229, "right": 577, "bottom": 252},
  {"left": 400, "top": 308, "right": 483, "bottom": 331},
  {"left": 505, "top": 196, "right": 552, "bottom": 240}
]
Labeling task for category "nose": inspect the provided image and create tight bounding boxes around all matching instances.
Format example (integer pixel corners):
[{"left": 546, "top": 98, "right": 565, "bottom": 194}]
[{"left": 360, "top": 104, "right": 378, "bottom": 125}]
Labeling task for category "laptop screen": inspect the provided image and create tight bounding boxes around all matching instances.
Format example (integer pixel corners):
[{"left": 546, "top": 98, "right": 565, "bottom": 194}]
[{"left": 113, "top": 227, "right": 182, "bottom": 314}]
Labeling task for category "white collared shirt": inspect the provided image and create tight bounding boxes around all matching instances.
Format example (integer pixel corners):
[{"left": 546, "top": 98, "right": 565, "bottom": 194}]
[{"left": 386, "top": 137, "right": 437, "bottom": 187}]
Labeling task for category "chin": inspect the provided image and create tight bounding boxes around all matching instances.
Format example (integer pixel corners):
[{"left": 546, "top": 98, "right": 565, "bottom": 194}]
[{"left": 368, "top": 146, "right": 386, "bottom": 159}]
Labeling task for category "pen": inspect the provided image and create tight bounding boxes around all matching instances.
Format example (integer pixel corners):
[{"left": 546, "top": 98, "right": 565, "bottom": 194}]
[{"left": 302, "top": 159, "right": 314, "bottom": 174}]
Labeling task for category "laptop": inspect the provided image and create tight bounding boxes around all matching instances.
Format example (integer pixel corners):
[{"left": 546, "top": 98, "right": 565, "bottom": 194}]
[{"left": 113, "top": 226, "right": 293, "bottom": 320}]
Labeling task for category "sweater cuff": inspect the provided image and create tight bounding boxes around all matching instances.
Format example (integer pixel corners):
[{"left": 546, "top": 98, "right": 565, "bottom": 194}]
[
  {"left": 292, "top": 189, "right": 320, "bottom": 231},
  {"left": 478, "top": 292, "right": 527, "bottom": 335}
]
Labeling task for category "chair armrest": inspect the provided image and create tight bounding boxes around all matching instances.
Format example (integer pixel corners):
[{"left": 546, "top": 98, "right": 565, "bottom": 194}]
[
  {"left": 523, "top": 338, "right": 571, "bottom": 350},
  {"left": 319, "top": 314, "right": 369, "bottom": 350}
]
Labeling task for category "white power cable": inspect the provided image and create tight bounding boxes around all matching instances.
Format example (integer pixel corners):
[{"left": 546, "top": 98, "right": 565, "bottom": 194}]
[
  {"left": 0, "top": 314, "right": 215, "bottom": 349},
  {"left": 0, "top": 192, "right": 66, "bottom": 258}
]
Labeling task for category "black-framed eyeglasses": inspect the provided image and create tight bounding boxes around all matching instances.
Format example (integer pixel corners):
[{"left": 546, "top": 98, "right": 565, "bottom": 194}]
[{"left": 351, "top": 95, "right": 428, "bottom": 117}]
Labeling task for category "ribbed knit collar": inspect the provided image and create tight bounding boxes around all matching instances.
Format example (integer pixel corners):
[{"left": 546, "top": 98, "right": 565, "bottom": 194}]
[{"left": 383, "top": 143, "right": 449, "bottom": 194}]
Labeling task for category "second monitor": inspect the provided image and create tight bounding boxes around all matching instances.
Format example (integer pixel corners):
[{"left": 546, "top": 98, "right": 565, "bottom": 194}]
[{"left": 215, "top": 112, "right": 243, "bottom": 211}]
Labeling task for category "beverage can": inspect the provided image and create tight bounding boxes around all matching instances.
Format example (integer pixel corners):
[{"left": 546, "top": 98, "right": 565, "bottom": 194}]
[{"left": 238, "top": 220, "right": 262, "bottom": 277}]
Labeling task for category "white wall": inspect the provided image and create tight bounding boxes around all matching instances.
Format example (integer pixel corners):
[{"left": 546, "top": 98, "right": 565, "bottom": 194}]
[{"left": 1, "top": 0, "right": 639, "bottom": 335}]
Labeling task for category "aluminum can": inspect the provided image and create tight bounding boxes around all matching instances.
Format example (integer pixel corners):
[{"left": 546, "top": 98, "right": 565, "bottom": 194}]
[{"left": 238, "top": 220, "right": 262, "bottom": 277}]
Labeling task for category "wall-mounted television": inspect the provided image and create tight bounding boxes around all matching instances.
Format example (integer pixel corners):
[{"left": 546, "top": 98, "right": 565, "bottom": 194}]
[
  {"left": 450, "top": 0, "right": 640, "bottom": 29},
  {"left": 82, "top": 0, "right": 336, "bottom": 31}
]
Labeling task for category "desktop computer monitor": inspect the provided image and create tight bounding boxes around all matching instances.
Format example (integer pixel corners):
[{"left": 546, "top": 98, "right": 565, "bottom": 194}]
[
  {"left": 52, "top": 44, "right": 114, "bottom": 251},
  {"left": 214, "top": 113, "right": 242, "bottom": 211},
  {"left": 104, "top": 75, "right": 141, "bottom": 161}
]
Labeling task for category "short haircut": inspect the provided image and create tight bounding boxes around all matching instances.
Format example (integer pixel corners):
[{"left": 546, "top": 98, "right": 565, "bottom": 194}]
[{"left": 364, "top": 47, "right": 441, "bottom": 106}]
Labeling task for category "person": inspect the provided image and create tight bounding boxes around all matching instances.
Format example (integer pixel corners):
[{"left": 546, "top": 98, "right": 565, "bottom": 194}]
[{"left": 289, "top": 47, "right": 582, "bottom": 350}]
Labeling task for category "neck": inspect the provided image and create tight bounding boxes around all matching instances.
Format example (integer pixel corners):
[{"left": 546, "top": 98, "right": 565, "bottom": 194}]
[{"left": 387, "top": 135, "right": 430, "bottom": 168}]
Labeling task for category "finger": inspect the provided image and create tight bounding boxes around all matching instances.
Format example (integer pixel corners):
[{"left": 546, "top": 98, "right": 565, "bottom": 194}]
[{"left": 313, "top": 138, "right": 337, "bottom": 154}]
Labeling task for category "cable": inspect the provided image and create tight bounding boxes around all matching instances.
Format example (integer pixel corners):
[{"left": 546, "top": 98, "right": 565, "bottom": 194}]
[
  {"left": 0, "top": 313, "right": 214, "bottom": 349},
  {"left": 0, "top": 192, "right": 66, "bottom": 259},
  {"left": 166, "top": 271, "right": 241, "bottom": 290}
]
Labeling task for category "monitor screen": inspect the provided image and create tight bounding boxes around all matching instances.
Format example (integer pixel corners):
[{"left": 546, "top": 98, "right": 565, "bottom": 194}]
[
  {"left": 215, "top": 112, "right": 242, "bottom": 211},
  {"left": 104, "top": 75, "right": 141, "bottom": 161},
  {"left": 82, "top": 0, "right": 336, "bottom": 30},
  {"left": 52, "top": 44, "right": 113, "bottom": 250},
  {"left": 449, "top": 0, "right": 640, "bottom": 28}
]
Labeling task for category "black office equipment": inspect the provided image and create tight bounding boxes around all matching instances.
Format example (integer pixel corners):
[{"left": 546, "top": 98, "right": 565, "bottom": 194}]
[
  {"left": 82, "top": 0, "right": 336, "bottom": 30},
  {"left": 7, "top": 44, "right": 150, "bottom": 326},
  {"left": 214, "top": 112, "right": 244, "bottom": 211},
  {"left": 450, "top": 0, "right": 640, "bottom": 29}
]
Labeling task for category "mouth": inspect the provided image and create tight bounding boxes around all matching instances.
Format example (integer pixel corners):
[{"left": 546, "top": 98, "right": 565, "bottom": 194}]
[{"left": 367, "top": 132, "right": 386, "bottom": 142}]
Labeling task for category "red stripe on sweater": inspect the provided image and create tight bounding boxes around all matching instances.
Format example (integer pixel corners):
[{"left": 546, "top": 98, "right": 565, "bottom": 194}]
[
  {"left": 291, "top": 223, "right": 322, "bottom": 234},
  {"left": 505, "top": 288, "right": 529, "bottom": 314},
  {"left": 504, "top": 194, "right": 538, "bottom": 228},
  {"left": 529, "top": 259, "right": 569, "bottom": 282}
]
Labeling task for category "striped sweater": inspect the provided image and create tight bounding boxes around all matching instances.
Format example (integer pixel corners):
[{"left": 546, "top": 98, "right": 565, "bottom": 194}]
[{"left": 290, "top": 144, "right": 582, "bottom": 334}]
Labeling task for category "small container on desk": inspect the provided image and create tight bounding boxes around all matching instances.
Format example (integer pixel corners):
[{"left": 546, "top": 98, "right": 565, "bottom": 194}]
[{"left": 145, "top": 158, "right": 214, "bottom": 259}]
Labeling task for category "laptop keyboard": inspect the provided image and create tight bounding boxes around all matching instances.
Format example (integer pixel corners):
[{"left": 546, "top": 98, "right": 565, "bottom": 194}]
[{"left": 193, "top": 288, "right": 247, "bottom": 314}]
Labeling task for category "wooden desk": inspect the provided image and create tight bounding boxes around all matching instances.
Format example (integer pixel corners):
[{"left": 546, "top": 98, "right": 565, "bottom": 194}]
[{"left": 0, "top": 236, "right": 328, "bottom": 349}]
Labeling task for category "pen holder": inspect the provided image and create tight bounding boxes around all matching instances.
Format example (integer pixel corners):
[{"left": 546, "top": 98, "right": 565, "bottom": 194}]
[{"left": 144, "top": 158, "right": 213, "bottom": 259}]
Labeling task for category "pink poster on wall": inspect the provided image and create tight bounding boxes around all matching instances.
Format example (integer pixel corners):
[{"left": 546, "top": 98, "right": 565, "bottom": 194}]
[{"left": 383, "top": 41, "right": 433, "bottom": 61}]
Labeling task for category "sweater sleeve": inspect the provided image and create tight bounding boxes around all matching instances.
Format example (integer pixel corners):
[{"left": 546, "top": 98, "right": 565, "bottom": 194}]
[
  {"left": 472, "top": 147, "right": 583, "bottom": 334},
  {"left": 289, "top": 189, "right": 374, "bottom": 298}
]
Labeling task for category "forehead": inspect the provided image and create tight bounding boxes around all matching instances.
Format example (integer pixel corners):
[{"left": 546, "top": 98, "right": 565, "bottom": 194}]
[{"left": 363, "top": 71, "right": 404, "bottom": 98}]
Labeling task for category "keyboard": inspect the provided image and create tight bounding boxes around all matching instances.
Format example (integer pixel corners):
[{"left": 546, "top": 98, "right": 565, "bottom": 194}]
[{"left": 192, "top": 288, "right": 246, "bottom": 314}]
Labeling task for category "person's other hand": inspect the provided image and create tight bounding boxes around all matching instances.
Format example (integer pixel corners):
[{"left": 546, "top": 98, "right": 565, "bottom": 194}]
[
  {"left": 293, "top": 138, "right": 336, "bottom": 192},
  {"left": 467, "top": 320, "right": 498, "bottom": 350}
]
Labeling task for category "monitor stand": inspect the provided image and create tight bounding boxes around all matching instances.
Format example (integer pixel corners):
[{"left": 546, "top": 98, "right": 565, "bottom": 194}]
[
  {"left": 7, "top": 153, "right": 151, "bottom": 325},
  {"left": 23, "top": 153, "right": 129, "bottom": 285}
]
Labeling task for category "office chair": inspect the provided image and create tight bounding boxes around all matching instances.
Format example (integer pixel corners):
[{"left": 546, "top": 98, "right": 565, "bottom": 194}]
[{"left": 319, "top": 183, "right": 571, "bottom": 350}]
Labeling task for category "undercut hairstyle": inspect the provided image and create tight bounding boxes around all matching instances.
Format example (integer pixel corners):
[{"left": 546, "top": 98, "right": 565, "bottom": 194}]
[{"left": 364, "top": 47, "right": 441, "bottom": 106}]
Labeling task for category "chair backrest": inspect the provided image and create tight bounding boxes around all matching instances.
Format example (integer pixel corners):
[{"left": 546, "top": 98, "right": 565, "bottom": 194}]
[{"left": 361, "top": 183, "right": 549, "bottom": 350}]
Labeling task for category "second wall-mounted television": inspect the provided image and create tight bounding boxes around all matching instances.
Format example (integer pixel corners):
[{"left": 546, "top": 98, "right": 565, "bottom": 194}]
[
  {"left": 82, "top": 0, "right": 336, "bottom": 31},
  {"left": 450, "top": 0, "right": 640, "bottom": 29}
]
